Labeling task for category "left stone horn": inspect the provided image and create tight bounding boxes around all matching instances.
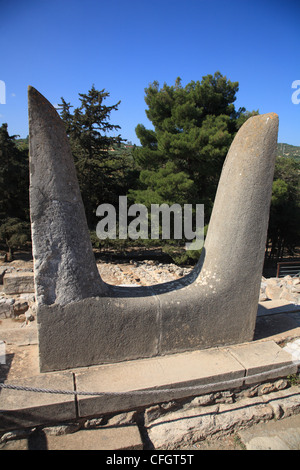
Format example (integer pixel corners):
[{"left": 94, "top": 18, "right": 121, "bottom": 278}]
[{"left": 28, "top": 86, "right": 108, "bottom": 306}]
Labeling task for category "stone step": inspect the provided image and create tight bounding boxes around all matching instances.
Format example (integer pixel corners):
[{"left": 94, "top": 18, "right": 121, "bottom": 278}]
[
  {"left": 146, "top": 385, "right": 300, "bottom": 449},
  {"left": 0, "top": 425, "right": 143, "bottom": 450},
  {"left": 0, "top": 339, "right": 297, "bottom": 432}
]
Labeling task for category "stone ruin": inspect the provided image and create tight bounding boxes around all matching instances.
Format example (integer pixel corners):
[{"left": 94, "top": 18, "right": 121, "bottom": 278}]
[{"left": 28, "top": 86, "right": 279, "bottom": 372}]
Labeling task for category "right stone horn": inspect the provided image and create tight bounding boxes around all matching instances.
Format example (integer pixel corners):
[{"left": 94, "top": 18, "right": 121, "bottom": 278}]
[{"left": 158, "top": 113, "right": 279, "bottom": 353}]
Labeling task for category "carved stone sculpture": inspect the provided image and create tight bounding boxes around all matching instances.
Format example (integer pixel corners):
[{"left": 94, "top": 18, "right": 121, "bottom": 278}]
[{"left": 28, "top": 86, "right": 278, "bottom": 372}]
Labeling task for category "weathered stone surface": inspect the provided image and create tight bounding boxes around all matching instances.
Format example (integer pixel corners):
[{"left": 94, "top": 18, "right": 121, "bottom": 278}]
[
  {"left": 71, "top": 340, "right": 294, "bottom": 420},
  {"left": 106, "top": 411, "right": 136, "bottom": 426},
  {"left": 216, "top": 398, "right": 273, "bottom": 433},
  {"left": 257, "top": 299, "right": 300, "bottom": 316},
  {"left": 0, "top": 322, "right": 38, "bottom": 345},
  {"left": 242, "top": 435, "right": 290, "bottom": 450},
  {"left": 261, "top": 276, "right": 300, "bottom": 304},
  {"left": 3, "top": 272, "right": 34, "bottom": 294},
  {"left": 37, "top": 292, "right": 161, "bottom": 371},
  {"left": 238, "top": 413, "right": 300, "bottom": 450},
  {"left": 147, "top": 405, "right": 218, "bottom": 449},
  {"left": 42, "top": 422, "right": 81, "bottom": 436},
  {"left": 28, "top": 86, "right": 107, "bottom": 306},
  {"left": 74, "top": 345, "right": 245, "bottom": 418},
  {"left": 150, "top": 114, "right": 279, "bottom": 356},
  {"left": 266, "top": 284, "right": 282, "bottom": 300},
  {"left": 0, "top": 297, "right": 14, "bottom": 318},
  {"left": 228, "top": 340, "right": 297, "bottom": 384},
  {"left": 146, "top": 386, "right": 300, "bottom": 448},
  {"left": 0, "top": 337, "right": 298, "bottom": 447},
  {"left": 0, "top": 372, "right": 76, "bottom": 431},
  {"left": 28, "top": 86, "right": 279, "bottom": 372},
  {"left": 147, "top": 396, "right": 274, "bottom": 449},
  {"left": 263, "top": 386, "right": 300, "bottom": 418}
]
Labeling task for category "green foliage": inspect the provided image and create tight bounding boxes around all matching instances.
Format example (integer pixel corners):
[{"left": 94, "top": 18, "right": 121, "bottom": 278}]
[
  {"left": 0, "top": 217, "right": 31, "bottom": 260},
  {"left": 271, "top": 179, "right": 289, "bottom": 206},
  {"left": 162, "top": 245, "right": 203, "bottom": 265},
  {"left": 163, "top": 223, "right": 208, "bottom": 265},
  {"left": 277, "top": 143, "right": 300, "bottom": 162},
  {"left": 133, "top": 73, "right": 299, "bottom": 260},
  {"left": 129, "top": 161, "right": 194, "bottom": 207},
  {"left": 0, "top": 124, "right": 29, "bottom": 222},
  {"left": 0, "top": 124, "right": 30, "bottom": 259},
  {"left": 0, "top": 78, "right": 299, "bottom": 265},
  {"left": 58, "top": 85, "right": 136, "bottom": 228},
  {"left": 268, "top": 156, "right": 300, "bottom": 258},
  {"left": 287, "top": 373, "right": 300, "bottom": 386},
  {"left": 133, "top": 72, "right": 257, "bottom": 222}
]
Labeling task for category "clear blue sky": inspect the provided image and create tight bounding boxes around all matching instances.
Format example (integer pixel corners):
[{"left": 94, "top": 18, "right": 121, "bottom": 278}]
[{"left": 1, "top": 0, "right": 299, "bottom": 146}]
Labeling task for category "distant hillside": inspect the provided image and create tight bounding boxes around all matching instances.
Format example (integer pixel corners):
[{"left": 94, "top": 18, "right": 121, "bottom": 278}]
[
  {"left": 15, "top": 136, "right": 29, "bottom": 149},
  {"left": 277, "top": 143, "right": 300, "bottom": 162},
  {"left": 13, "top": 137, "right": 300, "bottom": 163}
]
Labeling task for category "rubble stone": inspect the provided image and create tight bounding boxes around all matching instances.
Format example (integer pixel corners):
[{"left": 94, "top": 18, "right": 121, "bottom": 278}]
[
  {"left": 13, "top": 301, "right": 29, "bottom": 316},
  {"left": 260, "top": 276, "right": 300, "bottom": 305},
  {"left": 0, "top": 297, "right": 14, "bottom": 318}
]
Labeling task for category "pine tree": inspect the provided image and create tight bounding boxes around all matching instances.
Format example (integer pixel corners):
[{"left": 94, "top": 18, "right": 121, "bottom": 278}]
[
  {"left": 133, "top": 72, "right": 257, "bottom": 221},
  {"left": 267, "top": 156, "right": 300, "bottom": 258},
  {"left": 0, "top": 124, "right": 30, "bottom": 259},
  {"left": 0, "top": 123, "right": 29, "bottom": 221},
  {"left": 58, "top": 85, "right": 132, "bottom": 227}
]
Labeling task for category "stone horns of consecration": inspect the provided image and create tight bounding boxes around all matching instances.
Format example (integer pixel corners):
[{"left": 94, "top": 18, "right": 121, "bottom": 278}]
[
  {"left": 28, "top": 85, "right": 278, "bottom": 320},
  {"left": 29, "top": 86, "right": 279, "bottom": 371},
  {"left": 28, "top": 86, "right": 108, "bottom": 306}
]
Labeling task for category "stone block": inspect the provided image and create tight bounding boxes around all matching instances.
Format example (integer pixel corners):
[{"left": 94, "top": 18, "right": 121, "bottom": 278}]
[
  {"left": 75, "top": 347, "right": 245, "bottom": 418},
  {"left": 265, "top": 284, "right": 282, "bottom": 300},
  {"left": 3, "top": 272, "right": 34, "bottom": 294},
  {"left": 158, "top": 282, "right": 257, "bottom": 354},
  {"left": 37, "top": 291, "right": 160, "bottom": 372},
  {"left": 0, "top": 372, "right": 76, "bottom": 431},
  {"left": 146, "top": 395, "right": 273, "bottom": 449},
  {"left": 0, "top": 297, "right": 14, "bottom": 318},
  {"left": 228, "top": 340, "right": 297, "bottom": 384},
  {"left": 262, "top": 386, "right": 300, "bottom": 418},
  {"left": 238, "top": 413, "right": 300, "bottom": 450}
]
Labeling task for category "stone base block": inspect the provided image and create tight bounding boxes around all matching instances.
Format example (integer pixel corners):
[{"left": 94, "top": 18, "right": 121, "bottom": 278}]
[{"left": 37, "top": 283, "right": 258, "bottom": 372}]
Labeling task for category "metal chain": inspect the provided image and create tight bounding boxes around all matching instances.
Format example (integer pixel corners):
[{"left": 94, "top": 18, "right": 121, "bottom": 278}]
[{"left": 0, "top": 361, "right": 299, "bottom": 396}]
